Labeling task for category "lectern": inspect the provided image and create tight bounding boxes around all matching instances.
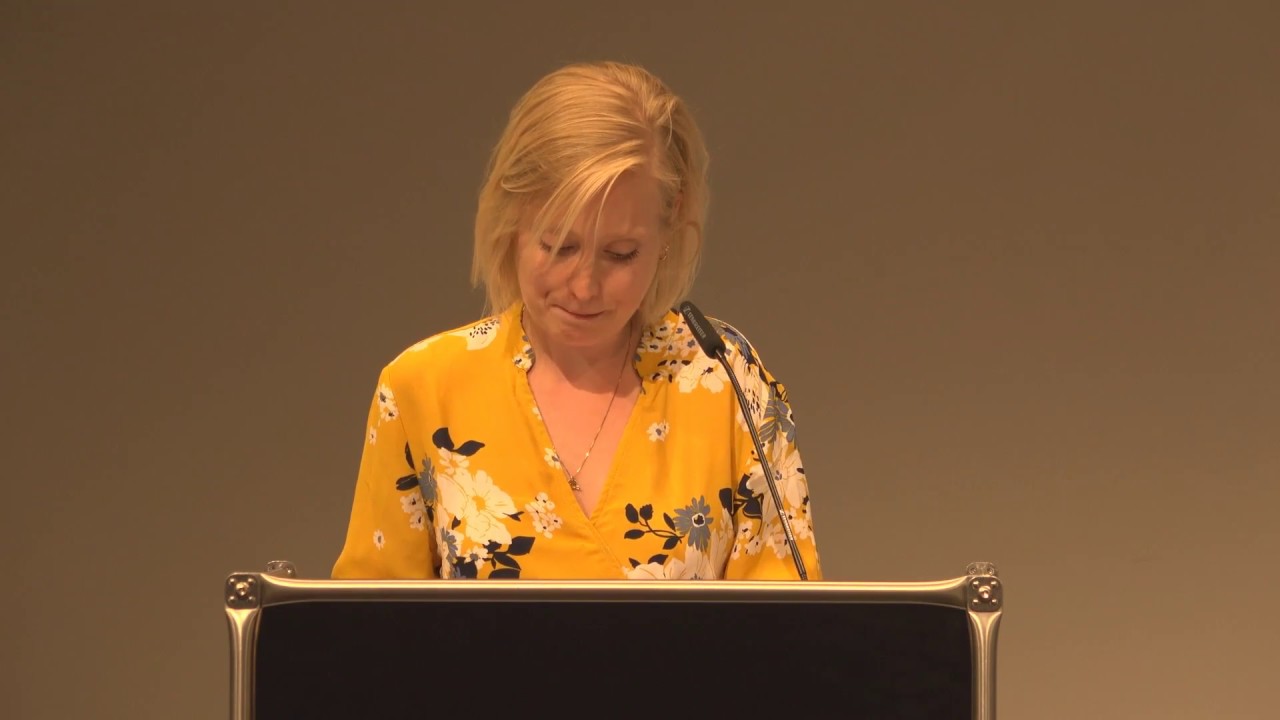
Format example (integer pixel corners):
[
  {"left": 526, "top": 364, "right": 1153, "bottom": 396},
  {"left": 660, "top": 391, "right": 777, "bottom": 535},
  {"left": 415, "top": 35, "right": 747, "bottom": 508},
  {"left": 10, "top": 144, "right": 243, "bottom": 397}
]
[{"left": 225, "top": 562, "right": 1002, "bottom": 719}]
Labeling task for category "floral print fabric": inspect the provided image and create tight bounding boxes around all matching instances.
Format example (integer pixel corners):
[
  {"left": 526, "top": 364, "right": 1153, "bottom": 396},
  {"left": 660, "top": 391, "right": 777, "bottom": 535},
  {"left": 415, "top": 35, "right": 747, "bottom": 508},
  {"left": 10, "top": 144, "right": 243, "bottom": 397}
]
[{"left": 332, "top": 302, "right": 822, "bottom": 580}]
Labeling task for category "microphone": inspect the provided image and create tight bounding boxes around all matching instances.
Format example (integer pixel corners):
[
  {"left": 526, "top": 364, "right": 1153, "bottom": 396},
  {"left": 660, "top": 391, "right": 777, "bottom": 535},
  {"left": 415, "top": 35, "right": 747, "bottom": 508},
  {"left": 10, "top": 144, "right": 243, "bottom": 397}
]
[{"left": 678, "top": 301, "right": 808, "bottom": 581}]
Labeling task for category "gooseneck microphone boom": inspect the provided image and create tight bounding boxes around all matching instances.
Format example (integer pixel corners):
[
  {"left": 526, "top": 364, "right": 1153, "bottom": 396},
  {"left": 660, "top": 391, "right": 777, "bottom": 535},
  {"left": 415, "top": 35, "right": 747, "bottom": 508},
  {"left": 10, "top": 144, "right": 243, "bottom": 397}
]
[{"left": 678, "top": 301, "right": 808, "bottom": 581}]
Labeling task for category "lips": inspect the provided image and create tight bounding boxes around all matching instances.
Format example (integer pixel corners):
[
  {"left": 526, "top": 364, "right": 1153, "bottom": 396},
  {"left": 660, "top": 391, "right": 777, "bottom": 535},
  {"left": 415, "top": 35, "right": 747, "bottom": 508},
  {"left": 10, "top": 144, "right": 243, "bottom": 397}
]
[{"left": 554, "top": 305, "right": 605, "bottom": 319}]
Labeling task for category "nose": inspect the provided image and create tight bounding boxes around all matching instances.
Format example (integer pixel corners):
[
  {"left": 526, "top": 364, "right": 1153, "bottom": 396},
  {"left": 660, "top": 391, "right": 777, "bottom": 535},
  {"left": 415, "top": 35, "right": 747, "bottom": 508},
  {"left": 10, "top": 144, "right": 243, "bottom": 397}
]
[{"left": 566, "top": 254, "right": 602, "bottom": 301}]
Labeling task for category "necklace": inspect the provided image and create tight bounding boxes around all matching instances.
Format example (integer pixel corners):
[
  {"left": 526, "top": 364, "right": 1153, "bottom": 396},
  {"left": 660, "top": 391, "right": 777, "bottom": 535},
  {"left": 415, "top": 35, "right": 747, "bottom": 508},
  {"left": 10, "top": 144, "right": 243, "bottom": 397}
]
[
  {"left": 561, "top": 349, "right": 630, "bottom": 491},
  {"left": 525, "top": 316, "right": 634, "bottom": 493}
]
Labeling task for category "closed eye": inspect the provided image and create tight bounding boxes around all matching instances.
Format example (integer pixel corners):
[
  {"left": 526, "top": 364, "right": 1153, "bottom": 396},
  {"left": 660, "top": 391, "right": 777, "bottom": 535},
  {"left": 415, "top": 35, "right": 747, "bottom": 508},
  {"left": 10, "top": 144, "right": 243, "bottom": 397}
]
[
  {"left": 539, "top": 241, "right": 578, "bottom": 257},
  {"left": 607, "top": 249, "right": 640, "bottom": 263}
]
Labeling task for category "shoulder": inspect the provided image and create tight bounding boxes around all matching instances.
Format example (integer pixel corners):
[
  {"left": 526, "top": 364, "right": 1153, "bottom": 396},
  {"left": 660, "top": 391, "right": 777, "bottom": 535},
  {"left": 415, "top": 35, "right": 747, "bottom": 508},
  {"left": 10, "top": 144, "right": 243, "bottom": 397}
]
[
  {"left": 710, "top": 316, "right": 758, "bottom": 355},
  {"left": 641, "top": 308, "right": 760, "bottom": 356},
  {"left": 700, "top": 312, "right": 791, "bottom": 404},
  {"left": 640, "top": 306, "right": 782, "bottom": 383},
  {"left": 381, "top": 310, "right": 511, "bottom": 386},
  {"left": 698, "top": 312, "right": 772, "bottom": 372}
]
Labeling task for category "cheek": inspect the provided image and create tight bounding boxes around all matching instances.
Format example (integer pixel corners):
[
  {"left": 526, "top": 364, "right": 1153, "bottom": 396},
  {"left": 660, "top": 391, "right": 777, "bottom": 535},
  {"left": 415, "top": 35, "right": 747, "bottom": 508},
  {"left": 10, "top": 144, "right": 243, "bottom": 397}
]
[
  {"left": 528, "top": 261, "right": 570, "bottom": 294},
  {"left": 515, "top": 245, "right": 552, "bottom": 294},
  {"left": 613, "top": 261, "right": 659, "bottom": 300}
]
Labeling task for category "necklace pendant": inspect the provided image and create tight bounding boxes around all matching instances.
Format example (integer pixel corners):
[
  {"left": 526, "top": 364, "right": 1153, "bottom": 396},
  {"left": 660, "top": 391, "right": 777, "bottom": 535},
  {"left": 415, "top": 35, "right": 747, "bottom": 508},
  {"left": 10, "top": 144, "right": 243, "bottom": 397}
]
[{"left": 567, "top": 476, "right": 582, "bottom": 492}]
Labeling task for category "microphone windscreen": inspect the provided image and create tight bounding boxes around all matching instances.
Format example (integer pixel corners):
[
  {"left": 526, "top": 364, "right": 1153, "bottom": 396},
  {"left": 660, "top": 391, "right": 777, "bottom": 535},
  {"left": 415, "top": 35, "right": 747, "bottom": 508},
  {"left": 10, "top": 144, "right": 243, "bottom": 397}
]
[{"left": 678, "top": 301, "right": 727, "bottom": 358}]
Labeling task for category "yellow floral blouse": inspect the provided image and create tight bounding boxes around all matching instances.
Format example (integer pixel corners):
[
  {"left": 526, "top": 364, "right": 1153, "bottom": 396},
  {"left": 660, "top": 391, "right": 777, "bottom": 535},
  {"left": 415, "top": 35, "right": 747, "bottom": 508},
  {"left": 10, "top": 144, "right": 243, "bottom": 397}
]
[{"left": 331, "top": 302, "right": 822, "bottom": 581}]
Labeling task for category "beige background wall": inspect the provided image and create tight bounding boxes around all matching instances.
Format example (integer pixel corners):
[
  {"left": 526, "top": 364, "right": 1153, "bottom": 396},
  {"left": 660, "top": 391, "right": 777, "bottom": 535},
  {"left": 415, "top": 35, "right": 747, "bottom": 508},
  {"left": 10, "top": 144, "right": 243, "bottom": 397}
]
[{"left": 3, "top": 3, "right": 1277, "bottom": 718}]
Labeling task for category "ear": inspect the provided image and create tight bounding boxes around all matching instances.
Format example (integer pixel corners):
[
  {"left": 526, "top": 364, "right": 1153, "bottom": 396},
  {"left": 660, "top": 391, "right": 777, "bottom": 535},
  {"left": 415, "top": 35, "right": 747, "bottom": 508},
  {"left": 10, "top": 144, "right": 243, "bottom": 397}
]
[{"left": 669, "top": 191, "right": 684, "bottom": 224}]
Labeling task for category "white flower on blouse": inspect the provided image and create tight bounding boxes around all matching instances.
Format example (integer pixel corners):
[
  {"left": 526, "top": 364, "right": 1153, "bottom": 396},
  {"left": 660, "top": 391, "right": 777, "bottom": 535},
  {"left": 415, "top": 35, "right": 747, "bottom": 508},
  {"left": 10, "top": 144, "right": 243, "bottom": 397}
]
[
  {"left": 528, "top": 492, "right": 555, "bottom": 511},
  {"left": 400, "top": 492, "right": 426, "bottom": 531},
  {"left": 711, "top": 507, "right": 732, "bottom": 571},
  {"left": 437, "top": 468, "right": 469, "bottom": 518},
  {"left": 407, "top": 510, "right": 426, "bottom": 531},
  {"left": 745, "top": 443, "right": 806, "bottom": 520},
  {"left": 367, "top": 426, "right": 377, "bottom": 445},
  {"left": 531, "top": 514, "right": 562, "bottom": 539},
  {"left": 625, "top": 559, "right": 683, "bottom": 579},
  {"left": 638, "top": 321, "right": 673, "bottom": 354},
  {"left": 787, "top": 508, "right": 814, "bottom": 542},
  {"left": 676, "top": 353, "right": 726, "bottom": 393},
  {"left": 400, "top": 492, "right": 423, "bottom": 515},
  {"left": 465, "top": 318, "right": 499, "bottom": 350},
  {"left": 525, "top": 492, "right": 563, "bottom": 539},
  {"left": 407, "top": 317, "right": 500, "bottom": 353},
  {"left": 437, "top": 448, "right": 470, "bottom": 475},
  {"left": 731, "top": 518, "right": 755, "bottom": 560},
  {"left": 373, "top": 529, "right": 385, "bottom": 550},
  {"left": 776, "top": 445, "right": 808, "bottom": 509},
  {"left": 376, "top": 385, "right": 398, "bottom": 422},
  {"left": 735, "top": 382, "right": 763, "bottom": 432},
  {"left": 640, "top": 320, "right": 700, "bottom": 357},
  {"left": 764, "top": 523, "right": 791, "bottom": 559},
  {"left": 452, "top": 469, "right": 517, "bottom": 547},
  {"left": 646, "top": 421, "right": 669, "bottom": 442},
  {"left": 543, "top": 448, "right": 561, "bottom": 469}
]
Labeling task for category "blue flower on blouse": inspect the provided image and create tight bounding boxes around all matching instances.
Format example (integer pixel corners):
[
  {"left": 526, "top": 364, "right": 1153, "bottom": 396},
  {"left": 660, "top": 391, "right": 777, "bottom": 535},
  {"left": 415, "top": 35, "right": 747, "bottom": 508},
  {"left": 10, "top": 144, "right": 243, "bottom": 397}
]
[
  {"left": 417, "top": 461, "right": 438, "bottom": 505},
  {"left": 673, "top": 496, "right": 714, "bottom": 551},
  {"left": 440, "top": 527, "right": 460, "bottom": 565},
  {"left": 717, "top": 321, "right": 756, "bottom": 367}
]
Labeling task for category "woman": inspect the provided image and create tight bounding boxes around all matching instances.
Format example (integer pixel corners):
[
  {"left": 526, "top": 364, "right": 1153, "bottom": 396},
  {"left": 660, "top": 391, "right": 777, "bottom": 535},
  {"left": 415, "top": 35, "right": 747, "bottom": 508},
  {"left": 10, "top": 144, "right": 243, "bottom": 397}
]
[{"left": 331, "top": 61, "right": 821, "bottom": 580}]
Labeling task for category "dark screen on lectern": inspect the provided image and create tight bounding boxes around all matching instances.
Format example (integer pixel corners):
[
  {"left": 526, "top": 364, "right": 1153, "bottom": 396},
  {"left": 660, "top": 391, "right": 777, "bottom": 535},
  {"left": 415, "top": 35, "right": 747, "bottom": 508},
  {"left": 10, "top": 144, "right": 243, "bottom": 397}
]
[{"left": 253, "top": 598, "right": 972, "bottom": 718}]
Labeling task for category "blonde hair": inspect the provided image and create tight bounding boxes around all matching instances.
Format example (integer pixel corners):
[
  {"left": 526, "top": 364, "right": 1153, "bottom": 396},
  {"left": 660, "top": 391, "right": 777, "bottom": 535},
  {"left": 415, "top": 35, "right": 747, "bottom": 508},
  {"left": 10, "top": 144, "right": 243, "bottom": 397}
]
[{"left": 471, "top": 61, "right": 710, "bottom": 325}]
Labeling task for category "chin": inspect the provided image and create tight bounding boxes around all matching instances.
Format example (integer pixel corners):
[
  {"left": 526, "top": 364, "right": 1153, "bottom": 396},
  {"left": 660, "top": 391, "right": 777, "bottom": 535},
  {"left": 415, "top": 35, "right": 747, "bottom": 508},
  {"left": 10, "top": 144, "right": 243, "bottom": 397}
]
[{"left": 552, "top": 320, "right": 617, "bottom": 346}]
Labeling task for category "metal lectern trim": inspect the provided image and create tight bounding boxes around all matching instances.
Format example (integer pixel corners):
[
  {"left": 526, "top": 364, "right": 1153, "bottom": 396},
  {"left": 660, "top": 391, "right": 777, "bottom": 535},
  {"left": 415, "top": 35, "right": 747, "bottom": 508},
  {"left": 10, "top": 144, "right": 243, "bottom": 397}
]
[{"left": 226, "top": 562, "right": 1003, "bottom": 720}]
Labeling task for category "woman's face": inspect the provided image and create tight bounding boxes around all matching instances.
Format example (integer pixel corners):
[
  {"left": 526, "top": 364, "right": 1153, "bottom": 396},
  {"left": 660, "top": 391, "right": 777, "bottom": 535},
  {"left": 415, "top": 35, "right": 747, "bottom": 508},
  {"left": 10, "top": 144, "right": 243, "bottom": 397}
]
[{"left": 516, "top": 171, "right": 664, "bottom": 354}]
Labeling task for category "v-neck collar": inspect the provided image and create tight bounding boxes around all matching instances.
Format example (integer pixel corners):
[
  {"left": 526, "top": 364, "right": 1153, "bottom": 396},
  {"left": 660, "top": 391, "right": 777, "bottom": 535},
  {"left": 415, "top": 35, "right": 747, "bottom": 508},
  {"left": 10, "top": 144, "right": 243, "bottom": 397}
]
[{"left": 497, "top": 301, "right": 693, "bottom": 387}]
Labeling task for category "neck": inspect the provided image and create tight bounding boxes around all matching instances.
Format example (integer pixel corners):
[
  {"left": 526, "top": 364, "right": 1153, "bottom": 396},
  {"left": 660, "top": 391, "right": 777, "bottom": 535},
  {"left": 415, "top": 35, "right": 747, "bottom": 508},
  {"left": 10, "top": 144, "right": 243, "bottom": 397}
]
[{"left": 522, "top": 311, "right": 637, "bottom": 392}]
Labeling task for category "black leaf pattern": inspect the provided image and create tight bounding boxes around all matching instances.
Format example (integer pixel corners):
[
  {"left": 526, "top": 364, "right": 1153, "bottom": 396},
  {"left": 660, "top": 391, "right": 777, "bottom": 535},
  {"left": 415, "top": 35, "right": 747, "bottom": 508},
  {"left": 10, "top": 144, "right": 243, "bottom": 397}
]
[
  {"left": 507, "top": 536, "right": 534, "bottom": 555},
  {"left": 432, "top": 427, "right": 454, "bottom": 451}
]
